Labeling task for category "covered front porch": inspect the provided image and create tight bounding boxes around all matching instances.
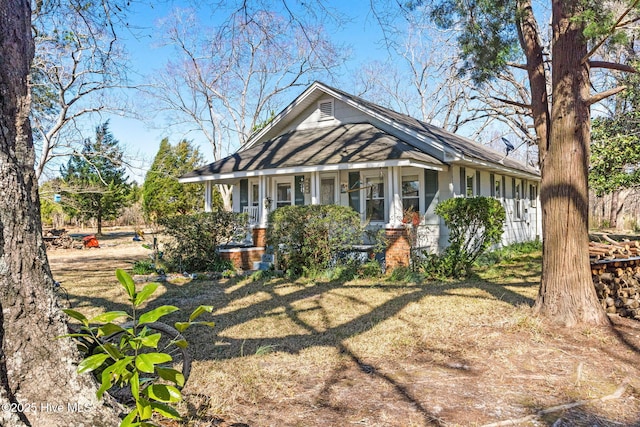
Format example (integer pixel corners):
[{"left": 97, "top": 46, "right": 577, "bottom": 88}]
[
  {"left": 206, "top": 162, "right": 445, "bottom": 270},
  {"left": 181, "top": 123, "right": 449, "bottom": 270}
]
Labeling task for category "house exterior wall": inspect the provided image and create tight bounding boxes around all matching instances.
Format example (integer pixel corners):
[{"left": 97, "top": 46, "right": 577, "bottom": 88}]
[
  {"left": 231, "top": 164, "right": 540, "bottom": 251},
  {"left": 225, "top": 92, "right": 541, "bottom": 265}
]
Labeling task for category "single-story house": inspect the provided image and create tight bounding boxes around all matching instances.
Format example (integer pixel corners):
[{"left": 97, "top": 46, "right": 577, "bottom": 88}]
[{"left": 179, "top": 81, "right": 541, "bottom": 270}]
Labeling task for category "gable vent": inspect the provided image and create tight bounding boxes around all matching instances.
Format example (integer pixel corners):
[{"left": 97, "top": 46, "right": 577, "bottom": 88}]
[{"left": 318, "top": 100, "right": 334, "bottom": 121}]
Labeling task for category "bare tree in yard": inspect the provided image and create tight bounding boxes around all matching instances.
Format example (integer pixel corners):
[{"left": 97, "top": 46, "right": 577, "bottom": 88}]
[
  {"left": 365, "top": 6, "right": 538, "bottom": 158},
  {"left": 0, "top": 1, "right": 120, "bottom": 425},
  {"left": 404, "top": 0, "right": 640, "bottom": 326},
  {"left": 31, "top": 0, "right": 132, "bottom": 181},
  {"left": 146, "top": 2, "right": 346, "bottom": 210}
]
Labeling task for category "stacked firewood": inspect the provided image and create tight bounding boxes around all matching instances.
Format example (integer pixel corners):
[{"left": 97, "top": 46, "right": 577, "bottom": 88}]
[
  {"left": 590, "top": 240, "right": 640, "bottom": 264},
  {"left": 591, "top": 239, "right": 640, "bottom": 318},
  {"left": 43, "top": 229, "right": 75, "bottom": 250}
]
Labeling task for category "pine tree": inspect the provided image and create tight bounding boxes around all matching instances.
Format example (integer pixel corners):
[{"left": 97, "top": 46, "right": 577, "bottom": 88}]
[
  {"left": 61, "top": 121, "right": 131, "bottom": 234},
  {"left": 142, "top": 138, "right": 207, "bottom": 224}
]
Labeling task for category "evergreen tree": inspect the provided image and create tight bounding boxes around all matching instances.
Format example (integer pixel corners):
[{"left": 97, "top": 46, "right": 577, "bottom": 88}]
[
  {"left": 590, "top": 64, "right": 640, "bottom": 228},
  {"left": 406, "top": 0, "right": 640, "bottom": 325},
  {"left": 61, "top": 121, "right": 131, "bottom": 234},
  {"left": 142, "top": 138, "right": 207, "bottom": 224}
]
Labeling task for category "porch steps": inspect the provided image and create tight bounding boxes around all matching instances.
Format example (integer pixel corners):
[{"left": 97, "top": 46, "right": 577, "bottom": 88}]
[{"left": 253, "top": 253, "right": 274, "bottom": 271}]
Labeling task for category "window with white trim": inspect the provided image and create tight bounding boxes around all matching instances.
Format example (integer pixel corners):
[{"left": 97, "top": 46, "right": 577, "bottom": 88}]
[
  {"left": 466, "top": 174, "right": 474, "bottom": 197},
  {"left": 276, "top": 182, "right": 292, "bottom": 209},
  {"left": 515, "top": 179, "right": 522, "bottom": 220},
  {"left": 402, "top": 175, "right": 420, "bottom": 212},
  {"left": 530, "top": 184, "right": 537, "bottom": 207},
  {"left": 250, "top": 183, "right": 259, "bottom": 206},
  {"left": 320, "top": 177, "right": 336, "bottom": 205},
  {"left": 365, "top": 176, "right": 385, "bottom": 221}
]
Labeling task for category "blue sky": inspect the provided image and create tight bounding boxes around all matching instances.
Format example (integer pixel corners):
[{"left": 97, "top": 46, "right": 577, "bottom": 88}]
[{"left": 104, "top": 0, "right": 394, "bottom": 183}]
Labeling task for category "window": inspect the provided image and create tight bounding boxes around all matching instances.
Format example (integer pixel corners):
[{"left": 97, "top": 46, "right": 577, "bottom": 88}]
[
  {"left": 466, "top": 175, "right": 474, "bottom": 197},
  {"left": 320, "top": 177, "right": 335, "bottom": 205},
  {"left": 494, "top": 177, "right": 502, "bottom": 199},
  {"left": 530, "top": 184, "right": 537, "bottom": 207},
  {"left": 515, "top": 179, "right": 522, "bottom": 220},
  {"left": 348, "top": 172, "right": 360, "bottom": 213},
  {"left": 424, "top": 170, "right": 438, "bottom": 223},
  {"left": 276, "top": 182, "right": 291, "bottom": 208},
  {"left": 251, "top": 184, "right": 259, "bottom": 206},
  {"left": 402, "top": 175, "right": 420, "bottom": 212},
  {"left": 365, "top": 176, "right": 385, "bottom": 221},
  {"left": 294, "top": 176, "right": 305, "bottom": 205},
  {"left": 318, "top": 100, "right": 334, "bottom": 121}
]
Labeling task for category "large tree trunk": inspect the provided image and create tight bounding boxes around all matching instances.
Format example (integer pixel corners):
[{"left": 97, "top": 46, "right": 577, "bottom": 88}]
[
  {"left": 533, "top": 0, "right": 609, "bottom": 326},
  {"left": 0, "top": 1, "right": 120, "bottom": 425}
]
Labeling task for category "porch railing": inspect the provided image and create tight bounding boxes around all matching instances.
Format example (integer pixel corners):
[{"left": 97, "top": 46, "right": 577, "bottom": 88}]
[{"left": 243, "top": 205, "right": 259, "bottom": 225}]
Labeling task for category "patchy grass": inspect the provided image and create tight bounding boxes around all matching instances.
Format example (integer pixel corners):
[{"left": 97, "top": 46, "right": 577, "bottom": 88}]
[{"left": 48, "top": 234, "right": 640, "bottom": 427}]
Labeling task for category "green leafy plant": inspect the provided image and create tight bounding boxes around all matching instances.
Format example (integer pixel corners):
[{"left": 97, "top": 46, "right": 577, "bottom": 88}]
[
  {"left": 131, "top": 260, "right": 156, "bottom": 275},
  {"left": 159, "top": 211, "right": 247, "bottom": 272},
  {"left": 62, "top": 269, "right": 214, "bottom": 426},
  {"left": 267, "top": 205, "right": 368, "bottom": 276},
  {"left": 432, "top": 196, "right": 506, "bottom": 278}
]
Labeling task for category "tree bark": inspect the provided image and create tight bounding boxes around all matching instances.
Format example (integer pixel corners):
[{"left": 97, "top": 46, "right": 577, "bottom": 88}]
[
  {"left": 0, "top": 1, "right": 120, "bottom": 425},
  {"left": 533, "top": 0, "right": 609, "bottom": 326},
  {"left": 609, "top": 189, "right": 624, "bottom": 230}
]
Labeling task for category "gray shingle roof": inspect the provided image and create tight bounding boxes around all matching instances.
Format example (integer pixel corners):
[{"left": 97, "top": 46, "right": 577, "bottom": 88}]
[
  {"left": 321, "top": 83, "right": 539, "bottom": 176},
  {"left": 180, "top": 123, "right": 442, "bottom": 181}
]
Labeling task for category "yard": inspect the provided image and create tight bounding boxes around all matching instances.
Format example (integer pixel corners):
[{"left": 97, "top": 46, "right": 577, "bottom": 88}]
[{"left": 48, "top": 231, "right": 640, "bottom": 426}]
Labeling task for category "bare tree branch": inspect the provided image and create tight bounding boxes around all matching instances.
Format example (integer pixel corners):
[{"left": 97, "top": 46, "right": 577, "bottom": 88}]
[
  {"left": 589, "top": 61, "right": 638, "bottom": 73},
  {"left": 587, "top": 86, "right": 628, "bottom": 106}
]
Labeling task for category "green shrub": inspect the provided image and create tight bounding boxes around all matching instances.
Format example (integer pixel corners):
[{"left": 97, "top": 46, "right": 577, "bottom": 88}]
[
  {"left": 358, "top": 259, "right": 383, "bottom": 278},
  {"left": 433, "top": 196, "right": 506, "bottom": 278},
  {"left": 131, "top": 259, "right": 156, "bottom": 275},
  {"left": 159, "top": 211, "right": 247, "bottom": 272},
  {"left": 476, "top": 239, "right": 542, "bottom": 266},
  {"left": 386, "top": 266, "right": 421, "bottom": 283},
  {"left": 267, "top": 205, "right": 364, "bottom": 276}
]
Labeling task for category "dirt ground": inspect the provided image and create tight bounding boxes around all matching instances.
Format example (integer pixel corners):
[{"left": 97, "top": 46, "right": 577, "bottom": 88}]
[{"left": 47, "top": 230, "right": 640, "bottom": 427}]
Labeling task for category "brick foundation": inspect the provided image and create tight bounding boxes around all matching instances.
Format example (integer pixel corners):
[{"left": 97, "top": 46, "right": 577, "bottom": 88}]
[
  {"left": 385, "top": 227, "right": 410, "bottom": 271},
  {"left": 219, "top": 247, "right": 265, "bottom": 271},
  {"left": 252, "top": 228, "right": 267, "bottom": 247}
]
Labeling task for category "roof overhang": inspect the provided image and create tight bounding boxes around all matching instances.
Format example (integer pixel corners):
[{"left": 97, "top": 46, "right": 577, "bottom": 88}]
[
  {"left": 446, "top": 153, "right": 540, "bottom": 181},
  {"left": 179, "top": 159, "right": 446, "bottom": 184}
]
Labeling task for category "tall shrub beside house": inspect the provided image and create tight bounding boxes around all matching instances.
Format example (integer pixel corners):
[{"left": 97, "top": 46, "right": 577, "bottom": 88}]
[
  {"left": 434, "top": 196, "right": 506, "bottom": 278},
  {"left": 267, "top": 205, "right": 363, "bottom": 276},
  {"left": 159, "top": 212, "right": 247, "bottom": 272}
]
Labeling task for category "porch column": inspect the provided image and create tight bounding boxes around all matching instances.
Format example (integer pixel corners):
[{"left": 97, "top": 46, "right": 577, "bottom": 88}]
[
  {"left": 310, "top": 171, "right": 321, "bottom": 205},
  {"left": 204, "top": 182, "right": 212, "bottom": 212},
  {"left": 388, "top": 166, "right": 403, "bottom": 227},
  {"left": 385, "top": 166, "right": 410, "bottom": 271},
  {"left": 258, "top": 175, "right": 268, "bottom": 227},
  {"left": 253, "top": 175, "right": 269, "bottom": 248}
]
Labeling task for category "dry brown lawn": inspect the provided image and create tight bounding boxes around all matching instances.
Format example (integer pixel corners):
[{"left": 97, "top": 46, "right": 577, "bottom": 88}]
[{"left": 48, "top": 230, "right": 640, "bottom": 427}]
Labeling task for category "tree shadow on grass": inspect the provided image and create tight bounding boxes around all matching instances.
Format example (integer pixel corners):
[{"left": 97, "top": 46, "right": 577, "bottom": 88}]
[{"left": 62, "top": 269, "right": 536, "bottom": 426}]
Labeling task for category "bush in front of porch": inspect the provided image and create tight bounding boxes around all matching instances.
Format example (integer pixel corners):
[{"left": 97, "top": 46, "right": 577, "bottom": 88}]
[
  {"left": 267, "top": 205, "right": 372, "bottom": 277},
  {"left": 159, "top": 211, "right": 248, "bottom": 272}
]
